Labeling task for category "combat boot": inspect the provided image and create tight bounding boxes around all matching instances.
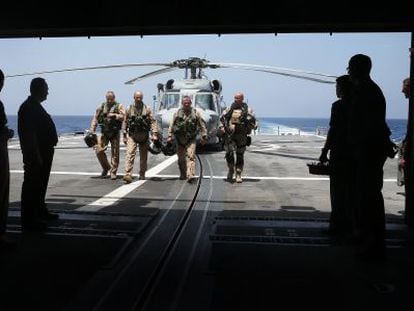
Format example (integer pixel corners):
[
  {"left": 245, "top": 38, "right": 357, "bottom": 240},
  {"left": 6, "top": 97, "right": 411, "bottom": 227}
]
[
  {"left": 235, "top": 169, "right": 242, "bottom": 183},
  {"left": 179, "top": 170, "right": 187, "bottom": 180},
  {"left": 123, "top": 175, "right": 133, "bottom": 183},
  {"left": 227, "top": 169, "right": 234, "bottom": 182}
]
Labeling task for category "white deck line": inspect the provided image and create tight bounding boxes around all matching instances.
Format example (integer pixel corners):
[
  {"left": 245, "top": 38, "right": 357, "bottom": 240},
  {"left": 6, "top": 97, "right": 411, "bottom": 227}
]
[
  {"left": 10, "top": 170, "right": 102, "bottom": 176},
  {"left": 9, "top": 170, "right": 397, "bottom": 182},
  {"left": 76, "top": 155, "right": 178, "bottom": 212},
  {"left": 154, "top": 174, "right": 397, "bottom": 182}
]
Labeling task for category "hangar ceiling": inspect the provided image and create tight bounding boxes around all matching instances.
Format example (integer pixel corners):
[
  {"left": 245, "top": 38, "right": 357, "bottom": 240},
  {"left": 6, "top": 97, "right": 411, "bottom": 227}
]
[{"left": 1, "top": 1, "right": 413, "bottom": 38}]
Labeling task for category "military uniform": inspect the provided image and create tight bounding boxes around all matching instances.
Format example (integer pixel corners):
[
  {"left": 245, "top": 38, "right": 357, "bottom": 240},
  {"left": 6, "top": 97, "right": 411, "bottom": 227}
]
[
  {"left": 168, "top": 107, "right": 207, "bottom": 181},
  {"left": 90, "top": 101, "right": 125, "bottom": 179},
  {"left": 123, "top": 102, "right": 158, "bottom": 182},
  {"left": 219, "top": 101, "right": 257, "bottom": 183}
]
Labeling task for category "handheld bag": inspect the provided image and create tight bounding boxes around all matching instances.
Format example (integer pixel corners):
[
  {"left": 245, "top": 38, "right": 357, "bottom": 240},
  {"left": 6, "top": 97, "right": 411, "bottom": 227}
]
[{"left": 307, "top": 161, "right": 330, "bottom": 175}]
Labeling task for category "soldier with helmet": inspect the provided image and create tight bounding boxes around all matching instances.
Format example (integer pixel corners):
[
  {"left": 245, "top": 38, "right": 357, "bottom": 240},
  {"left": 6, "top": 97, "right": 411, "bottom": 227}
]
[
  {"left": 167, "top": 95, "right": 208, "bottom": 183},
  {"left": 219, "top": 92, "right": 257, "bottom": 183},
  {"left": 122, "top": 91, "right": 159, "bottom": 183},
  {"left": 89, "top": 91, "right": 125, "bottom": 180}
]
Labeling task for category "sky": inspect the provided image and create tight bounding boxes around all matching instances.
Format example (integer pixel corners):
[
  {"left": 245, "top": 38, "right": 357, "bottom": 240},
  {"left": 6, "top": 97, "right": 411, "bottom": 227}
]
[{"left": 0, "top": 33, "right": 411, "bottom": 118}]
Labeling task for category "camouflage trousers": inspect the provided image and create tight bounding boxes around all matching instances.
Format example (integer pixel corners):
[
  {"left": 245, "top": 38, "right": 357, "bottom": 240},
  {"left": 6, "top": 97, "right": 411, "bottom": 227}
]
[
  {"left": 177, "top": 141, "right": 196, "bottom": 179},
  {"left": 224, "top": 139, "right": 246, "bottom": 172},
  {"left": 94, "top": 133, "right": 120, "bottom": 175},
  {"left": 124, "top": 135, "right": 149, "bottom": 177}
]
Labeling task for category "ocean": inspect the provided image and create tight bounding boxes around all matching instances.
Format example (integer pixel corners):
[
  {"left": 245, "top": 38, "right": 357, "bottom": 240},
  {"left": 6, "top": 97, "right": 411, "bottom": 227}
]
[
  {"left": 6, "top": 115, "right": 408, "bottom": 142},
  {"left": 257, "top": 117, "right": 408, "bottom": 142}
]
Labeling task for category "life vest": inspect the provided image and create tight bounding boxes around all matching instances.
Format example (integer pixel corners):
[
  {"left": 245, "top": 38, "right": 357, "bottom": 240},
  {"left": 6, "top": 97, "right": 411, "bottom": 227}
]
[
  {"left": 173, "top": 108, "right": 198, "bottom": 143},
  {"left": 98, "top": 102, "right": 122, "bottom": 137},
  {"left": 127, "top": 103, "right": 150, "bottom": 134}
]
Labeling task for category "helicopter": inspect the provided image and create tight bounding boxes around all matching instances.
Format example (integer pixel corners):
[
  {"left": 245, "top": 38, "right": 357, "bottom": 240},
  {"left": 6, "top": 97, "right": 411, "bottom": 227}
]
[
  {"left": 6, "top": 57, "right": 337, "bottom": 147},
  {"left": 119, "top": 57, "right": 337, "bottom": 147}
]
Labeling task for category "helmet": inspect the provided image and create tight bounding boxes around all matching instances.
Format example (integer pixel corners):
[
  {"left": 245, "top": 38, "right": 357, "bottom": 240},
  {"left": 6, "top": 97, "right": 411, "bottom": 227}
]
[
  {"left": 84, "top": 132, "right": 97, "bottom": 147},
  {"left": 148, "top": 140, "right": 162, "bottom": 155},
  {"left": 162, "top": 142, "right": 177, "bottom": 156}
]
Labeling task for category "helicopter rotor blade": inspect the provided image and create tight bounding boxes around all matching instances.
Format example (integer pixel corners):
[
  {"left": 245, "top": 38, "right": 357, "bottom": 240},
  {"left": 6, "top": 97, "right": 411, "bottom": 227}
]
[
  {"left": 124, "top": 67, "right": 179, "bottom": 85},
  {"left": 244, "top": 68, "right": 336, "bottom": 84},
  {"left": 5, "top": 62, "right": 172, "bottom": 78},
  {"left": 208, "top": 62, "right": 337, "bottom": 82},
  {"left": 5, "top": 57, "right": 336, "bottom": 84}
]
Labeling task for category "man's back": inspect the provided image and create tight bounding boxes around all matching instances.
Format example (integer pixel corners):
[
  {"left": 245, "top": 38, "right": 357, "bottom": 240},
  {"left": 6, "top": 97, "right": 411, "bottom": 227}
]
[{"left": 18, "top": 96, "right": 57, "bottom": 151}]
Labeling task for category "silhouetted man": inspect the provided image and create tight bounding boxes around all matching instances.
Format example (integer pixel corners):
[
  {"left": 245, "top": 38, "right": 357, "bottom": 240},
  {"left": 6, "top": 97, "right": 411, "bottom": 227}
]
[
  {"left": 0, "top": 69, "right": 16, "bottom": 249},
  {"left": 319, "top": 75, "right": 353, "bottom": 240},
  {"left": 18, "top": 77, "right": 59, "bottom": 231},
  {"left": 347, "top": 54, "right": 391, "bottom": 260}
]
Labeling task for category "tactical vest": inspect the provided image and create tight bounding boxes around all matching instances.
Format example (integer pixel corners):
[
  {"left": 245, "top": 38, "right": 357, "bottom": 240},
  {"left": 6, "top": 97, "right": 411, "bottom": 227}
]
[
  {"left": 173, "top": 108, "right": 198, "bottom": 143},
  {"left": 223, "top": 102, "right": 249, "bottom": 132},
  {"left": 98, "top": 102, "right": 122, "bottom": 137},
  {"left": 127, "top": 103, "right": 150, "bottom": 134}
]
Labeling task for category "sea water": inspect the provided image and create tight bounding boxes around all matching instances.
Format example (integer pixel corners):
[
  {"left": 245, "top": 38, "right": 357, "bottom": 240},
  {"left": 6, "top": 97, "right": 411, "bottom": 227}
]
[{"left": 6, "top": 115, "right": 408, "bottom": 142}]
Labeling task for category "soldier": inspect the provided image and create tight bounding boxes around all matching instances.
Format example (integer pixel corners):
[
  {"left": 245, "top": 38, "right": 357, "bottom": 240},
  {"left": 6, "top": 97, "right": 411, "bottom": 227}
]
[
  {"left": 219, "top": 92, "right": 257, "bottom": 183},
  {"left": 89, "top": 91, "right": 125, "bottom": 180},
  {"left": 122, "top": 91, "right": 159, "bottom": 183},
  {"left": 167, "top": 95, "right": 208, "bottom": 183}
]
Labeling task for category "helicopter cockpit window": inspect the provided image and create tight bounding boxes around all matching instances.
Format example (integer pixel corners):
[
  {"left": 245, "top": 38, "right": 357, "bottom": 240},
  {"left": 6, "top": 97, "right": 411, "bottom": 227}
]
[
  {"left": 195, "top": 94, "right": 216, "bottom": 111},
  {"left": 161, "top": 93, "right": 180, "bottom": 109}
]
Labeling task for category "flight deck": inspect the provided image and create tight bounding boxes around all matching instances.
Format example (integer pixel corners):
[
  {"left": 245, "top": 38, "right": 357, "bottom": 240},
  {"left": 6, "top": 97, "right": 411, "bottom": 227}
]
[{"left": 1, "top": 133, "right": 412, "bottom": 311}]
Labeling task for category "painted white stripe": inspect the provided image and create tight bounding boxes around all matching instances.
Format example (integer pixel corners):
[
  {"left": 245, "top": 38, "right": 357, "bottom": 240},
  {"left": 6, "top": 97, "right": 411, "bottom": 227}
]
[
  {"left": 10, "top": 170, "right": 102, "bottom": 176},
  {"left": 9, "top": 170, "right": 399, "bottom": 183},
  {"left": 154, "top": 174, "right": 398, "bottom": 182},
  {"left": 8, "top": 145, "right": 21, "bottom": 149},
  {"left": 76, "top": 155, "right": 178, "bottom": 212}
]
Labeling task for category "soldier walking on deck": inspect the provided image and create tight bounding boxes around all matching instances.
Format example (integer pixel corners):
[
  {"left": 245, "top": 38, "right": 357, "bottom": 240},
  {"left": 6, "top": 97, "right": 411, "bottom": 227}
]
[
  {"left": 122, "top": 91, "right": 159, "bottom": 183},
  {"left": 167, "top": 96, "right": 207, "bottom": 183},
  {"left": 89, "top": 91, "right": 125, "bottom": 180},
  {"left": 219, "top": 92, "right": 257, "bottom": 183}
]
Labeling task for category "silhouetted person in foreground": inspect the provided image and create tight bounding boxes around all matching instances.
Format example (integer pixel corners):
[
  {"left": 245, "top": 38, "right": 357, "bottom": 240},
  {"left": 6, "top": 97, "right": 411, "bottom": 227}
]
[
  {"left": 346, "top": 54, "right": 392, "bottom": 260},
  {"left": 0, "top": 69, "right": 16, "bottom": 250},
  {"left": 18, "top": 77, "right": 59, "bottom": 232},
  {"left": 319, "top": 75, "right": 353, "bottom": 241}
]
